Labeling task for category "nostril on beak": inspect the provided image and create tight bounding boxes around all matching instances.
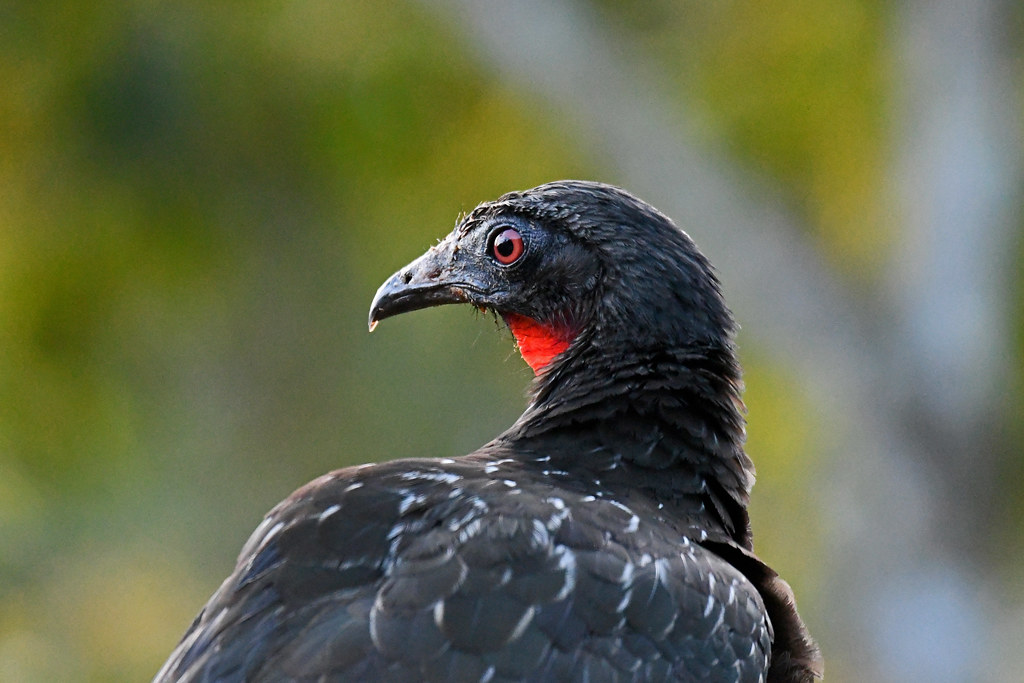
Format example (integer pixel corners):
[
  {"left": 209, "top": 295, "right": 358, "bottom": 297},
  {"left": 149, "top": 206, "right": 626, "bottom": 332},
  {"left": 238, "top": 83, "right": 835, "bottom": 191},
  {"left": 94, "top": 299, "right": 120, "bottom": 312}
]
[{"left": 401, "top": 270, "right": 413, "bottom": 284}]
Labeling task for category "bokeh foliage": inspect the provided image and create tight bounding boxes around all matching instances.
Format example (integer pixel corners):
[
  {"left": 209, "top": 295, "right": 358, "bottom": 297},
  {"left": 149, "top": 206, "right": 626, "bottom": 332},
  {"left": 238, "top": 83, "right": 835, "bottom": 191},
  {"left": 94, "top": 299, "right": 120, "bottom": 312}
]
[
  {"left": 594, "top": 0, "right": 891, "bottom": 275},
  {"left": 0, "top": 2, "right": 1019, "bottom": 681}
]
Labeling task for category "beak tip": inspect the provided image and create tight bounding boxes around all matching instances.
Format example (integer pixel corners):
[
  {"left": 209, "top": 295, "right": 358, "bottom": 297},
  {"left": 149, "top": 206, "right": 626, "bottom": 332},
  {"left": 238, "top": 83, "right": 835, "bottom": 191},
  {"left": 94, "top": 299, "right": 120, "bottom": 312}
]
[{"left": 367, "top": 277, "right": 393, "bottom": 332}]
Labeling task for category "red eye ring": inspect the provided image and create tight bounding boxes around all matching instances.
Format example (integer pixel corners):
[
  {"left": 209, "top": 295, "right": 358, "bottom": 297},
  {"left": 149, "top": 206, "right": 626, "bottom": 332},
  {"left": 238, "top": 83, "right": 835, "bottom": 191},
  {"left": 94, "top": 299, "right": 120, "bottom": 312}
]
[{"left": 489, "top": 227, "right": 525, "bottom": 265}]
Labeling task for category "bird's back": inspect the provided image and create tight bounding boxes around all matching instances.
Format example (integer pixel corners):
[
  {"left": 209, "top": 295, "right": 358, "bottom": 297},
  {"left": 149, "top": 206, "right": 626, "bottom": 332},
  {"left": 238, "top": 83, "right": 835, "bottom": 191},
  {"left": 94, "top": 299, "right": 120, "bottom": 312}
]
[{"left": 158, "top": 454, "right": 771, "bottom": 682}]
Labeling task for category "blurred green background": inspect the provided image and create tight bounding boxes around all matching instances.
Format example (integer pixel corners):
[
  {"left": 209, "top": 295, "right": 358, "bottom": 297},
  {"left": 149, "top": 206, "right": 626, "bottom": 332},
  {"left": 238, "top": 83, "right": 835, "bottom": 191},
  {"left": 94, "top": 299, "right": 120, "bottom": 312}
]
[{"left": 1, "top": 1, "right": 1022, "bottom": 681}]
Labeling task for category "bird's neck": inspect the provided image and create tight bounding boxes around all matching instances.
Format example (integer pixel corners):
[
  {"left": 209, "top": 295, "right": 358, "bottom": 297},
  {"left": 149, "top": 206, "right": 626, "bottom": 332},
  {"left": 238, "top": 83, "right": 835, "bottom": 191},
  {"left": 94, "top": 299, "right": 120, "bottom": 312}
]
[{"left": 505, "top": 340, "right": 754, "bottom": 546}]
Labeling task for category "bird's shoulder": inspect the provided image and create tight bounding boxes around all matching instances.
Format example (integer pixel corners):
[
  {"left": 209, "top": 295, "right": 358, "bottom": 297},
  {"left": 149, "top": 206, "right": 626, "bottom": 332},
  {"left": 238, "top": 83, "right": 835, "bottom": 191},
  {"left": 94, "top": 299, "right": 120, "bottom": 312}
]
[{"left": 160, "top": 456, "right": 771, "bottom": 682}]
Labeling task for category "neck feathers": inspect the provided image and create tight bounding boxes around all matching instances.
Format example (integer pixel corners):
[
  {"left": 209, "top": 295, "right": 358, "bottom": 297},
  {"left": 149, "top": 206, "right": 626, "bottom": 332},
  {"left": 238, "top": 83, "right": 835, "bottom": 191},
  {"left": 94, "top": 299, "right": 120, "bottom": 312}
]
[{"left": 506, "top": 339, "right": 754, "bottom": 546}]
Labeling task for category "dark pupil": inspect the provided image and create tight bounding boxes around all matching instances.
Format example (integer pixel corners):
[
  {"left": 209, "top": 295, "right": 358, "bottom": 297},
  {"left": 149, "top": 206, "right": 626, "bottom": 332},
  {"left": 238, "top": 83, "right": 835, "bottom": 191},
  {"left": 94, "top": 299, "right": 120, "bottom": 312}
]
[{"left": 496, "top": 235, "right": 515, "bottom": 257}]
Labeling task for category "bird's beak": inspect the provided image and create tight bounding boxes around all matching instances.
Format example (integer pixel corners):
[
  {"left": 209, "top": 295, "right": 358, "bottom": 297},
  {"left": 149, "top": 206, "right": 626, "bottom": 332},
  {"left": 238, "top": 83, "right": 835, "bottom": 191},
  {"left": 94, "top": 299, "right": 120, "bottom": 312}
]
[{"left": 368, "top": 241, "right": 481, "bottom": 331}]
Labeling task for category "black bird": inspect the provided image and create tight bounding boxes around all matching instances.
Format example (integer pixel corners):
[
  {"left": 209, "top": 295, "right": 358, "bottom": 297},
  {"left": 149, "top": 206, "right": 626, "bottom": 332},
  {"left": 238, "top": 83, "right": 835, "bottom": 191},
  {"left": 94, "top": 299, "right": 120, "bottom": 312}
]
[{"left": 156, "top": 181, "right": 822, "bottom": 682}]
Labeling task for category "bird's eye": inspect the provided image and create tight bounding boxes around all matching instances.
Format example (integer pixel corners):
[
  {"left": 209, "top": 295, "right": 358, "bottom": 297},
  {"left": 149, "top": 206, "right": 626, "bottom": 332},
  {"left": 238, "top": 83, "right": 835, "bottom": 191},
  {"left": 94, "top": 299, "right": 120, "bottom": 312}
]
[{"left": 489, "top": 227, "right": 525, "bottom": 265}]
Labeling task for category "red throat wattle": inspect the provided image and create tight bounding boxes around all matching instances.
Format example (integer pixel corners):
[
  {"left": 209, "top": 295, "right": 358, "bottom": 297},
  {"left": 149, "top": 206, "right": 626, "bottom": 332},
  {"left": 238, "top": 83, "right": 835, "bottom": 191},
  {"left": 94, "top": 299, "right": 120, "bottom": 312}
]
[{"left": 502, "top": 313, "right": 574, "bottom": 374}]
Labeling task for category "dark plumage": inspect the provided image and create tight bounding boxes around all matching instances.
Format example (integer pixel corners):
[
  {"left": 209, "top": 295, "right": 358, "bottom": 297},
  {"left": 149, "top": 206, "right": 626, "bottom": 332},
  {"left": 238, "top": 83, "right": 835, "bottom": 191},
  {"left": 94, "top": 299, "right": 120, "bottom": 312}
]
[{"left": 156, "top": 181, "right": 822, "bottom": 682}]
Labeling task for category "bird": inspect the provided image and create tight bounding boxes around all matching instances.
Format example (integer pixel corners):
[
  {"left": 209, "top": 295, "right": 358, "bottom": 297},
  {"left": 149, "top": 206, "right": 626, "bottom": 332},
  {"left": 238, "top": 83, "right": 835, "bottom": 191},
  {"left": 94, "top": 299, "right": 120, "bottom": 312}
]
[{"left": 155, "top": 180, "right": 822, "bottom": 682}]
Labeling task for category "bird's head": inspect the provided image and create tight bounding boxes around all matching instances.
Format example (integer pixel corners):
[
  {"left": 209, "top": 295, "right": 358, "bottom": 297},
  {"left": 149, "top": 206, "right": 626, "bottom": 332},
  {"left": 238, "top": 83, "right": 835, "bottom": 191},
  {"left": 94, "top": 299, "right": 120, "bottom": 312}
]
[{"left": 369, "top": 180, "right": 736, "bottom": 375}]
